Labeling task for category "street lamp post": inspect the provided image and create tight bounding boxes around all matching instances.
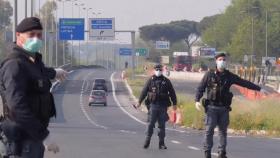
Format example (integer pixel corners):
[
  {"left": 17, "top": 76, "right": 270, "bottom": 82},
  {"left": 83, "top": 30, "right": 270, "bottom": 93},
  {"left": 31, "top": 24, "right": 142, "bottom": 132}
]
[
  {"left": 75, "top": 2, "right": 85, "bottom": 65},
  {"left": 265, "top": 10, "right": 280, "bottom": 58},
  {"left": 57, "top": 0, "right": 69, "bottom": 65},
  {"left": 65, "top": 0, "right": 77, "bottom": 65},
  {"left": 83, "top": 7, "right": 92, "bottom": 65},
  {"left": 92, "top": 12, "right": 101, "bottom": 65},
  {"left": 240, "top": 6, "right": 259, "bottom": 67}
]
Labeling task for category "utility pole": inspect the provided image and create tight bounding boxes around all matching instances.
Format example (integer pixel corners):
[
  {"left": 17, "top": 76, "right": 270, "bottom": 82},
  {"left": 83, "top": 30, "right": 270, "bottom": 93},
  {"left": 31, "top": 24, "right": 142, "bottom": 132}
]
[{"left": 13, "top": 0, "right": 17, "bottom": 42}]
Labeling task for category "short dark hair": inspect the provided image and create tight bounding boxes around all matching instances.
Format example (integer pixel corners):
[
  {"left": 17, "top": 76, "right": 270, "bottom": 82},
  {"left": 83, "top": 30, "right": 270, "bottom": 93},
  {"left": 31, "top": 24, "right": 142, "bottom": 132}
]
[{"left": 215, "top": 53, "right": 226, "bottom": 59}]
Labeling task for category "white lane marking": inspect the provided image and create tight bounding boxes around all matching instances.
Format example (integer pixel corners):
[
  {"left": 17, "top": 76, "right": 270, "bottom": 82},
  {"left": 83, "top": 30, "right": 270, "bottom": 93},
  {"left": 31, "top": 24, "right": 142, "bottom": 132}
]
[
  {"left": 111, "top": 72, "right": 147, "bottom": 125},
  {"left": 228, "top": 135, "right": 246, "bottom": 138},
  {"left": 50, "top": 70, "right": 75, "bottom": 92},
  {"left": 50, "top": 81, "right": 59, "bottom": 92},
  {"left": 171, "top": 140, "right": 181, "bottom": 144},
  {"left": 272, "top": 138, "right": 280, "bottom": 140},
  {"left": 212, "top": 153, "right": 219, "bottom": 156},
  {"left": 111, "top": 72, "right": 189, "bottom": 133},
  {"left": 188, "top": 146, "right": 201, "bottom": 151},
  {"left": 119, "top": 130, "right": 137, "bottom": 134},
  {"left": 79, "top": 72, "right": 107, "bottom": 129}
]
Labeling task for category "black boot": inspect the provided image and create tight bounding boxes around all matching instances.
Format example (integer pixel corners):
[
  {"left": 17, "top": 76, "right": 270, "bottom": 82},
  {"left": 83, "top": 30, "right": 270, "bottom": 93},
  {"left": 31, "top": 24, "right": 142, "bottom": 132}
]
[
  {"left": 143, "top": 137, "right": 151, "bottom": 149},
  {"left": 205, "top": 151, "right": 211, "bottom": 158},
  {"left": 218, "top": 151, "right": 227, "bottom": 158},
  {"left": 159, "top": 140, "right": 167, "bottom": 149}
]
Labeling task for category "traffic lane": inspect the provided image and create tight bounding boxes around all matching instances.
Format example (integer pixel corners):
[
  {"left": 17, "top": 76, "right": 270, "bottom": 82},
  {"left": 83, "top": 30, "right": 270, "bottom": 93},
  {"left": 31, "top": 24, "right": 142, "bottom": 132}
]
[
  {"left": 46, "top": 68, "right": 203, "bottom": 158},
  {"left": 83, "top": 69, "right": 146, "bottom": 132},
  {"left": 50, "top": 69, "right": 94, "bottom": 125},
  {"left": 46, "top": 126, "right": 204, "bottom": 158}
]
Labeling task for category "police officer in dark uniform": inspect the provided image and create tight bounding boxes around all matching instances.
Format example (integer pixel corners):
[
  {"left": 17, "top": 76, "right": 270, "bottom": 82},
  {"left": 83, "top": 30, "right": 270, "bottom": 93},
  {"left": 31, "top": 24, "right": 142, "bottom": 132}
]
[
  {"left": 0, "top": 17, "right": 67, "bottom": 158},
  {"left": 136, "top": 64, "right": 177, "bottom": 149},
  {"left": 195, "top": 53, "right": 267, "bottom": 158}
]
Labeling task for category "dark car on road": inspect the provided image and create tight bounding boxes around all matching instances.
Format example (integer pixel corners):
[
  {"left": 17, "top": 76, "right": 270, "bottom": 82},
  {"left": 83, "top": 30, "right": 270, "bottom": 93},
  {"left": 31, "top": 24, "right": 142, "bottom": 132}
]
[
  {"left": 92, "top": 78, "right": 108, "bottom": 92},
  {"left": 88, "top": 90, "right": 107, "bottom": 106}
]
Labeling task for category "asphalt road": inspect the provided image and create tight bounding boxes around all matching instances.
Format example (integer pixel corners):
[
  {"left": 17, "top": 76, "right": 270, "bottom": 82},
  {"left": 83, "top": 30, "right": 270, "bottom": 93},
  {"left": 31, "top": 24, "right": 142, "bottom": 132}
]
[{"left": 45, "top": 68, "right": 280, "bottom": 158}]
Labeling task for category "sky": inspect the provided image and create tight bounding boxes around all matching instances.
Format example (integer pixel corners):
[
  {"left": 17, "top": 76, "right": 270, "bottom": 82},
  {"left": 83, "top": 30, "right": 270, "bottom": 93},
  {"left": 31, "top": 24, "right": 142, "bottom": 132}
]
[
  {"left": 10, "top": 0, "right": 231, "bottom": 30},
  {"left": 8, "top": 0, "right": 231, "bottom": 42}
]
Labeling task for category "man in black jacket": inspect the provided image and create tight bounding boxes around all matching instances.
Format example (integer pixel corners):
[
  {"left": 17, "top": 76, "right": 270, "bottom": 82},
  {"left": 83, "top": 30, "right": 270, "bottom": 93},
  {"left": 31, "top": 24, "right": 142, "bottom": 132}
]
[
  {"left": 136, "top": 64, "right": 177, "bottom": 149},
  {"left": 195, "top": 53, "right": 267, "bottom": 158},
  {"left": 0, "top": 17, "right": 67, "bottom": 158}
]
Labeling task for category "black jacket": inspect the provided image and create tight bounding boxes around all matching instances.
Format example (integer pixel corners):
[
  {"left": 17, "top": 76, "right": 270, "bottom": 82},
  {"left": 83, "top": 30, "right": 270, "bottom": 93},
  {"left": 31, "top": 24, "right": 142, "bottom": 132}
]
[
  {"left": 0, "top": 45, "right": 56, "bottom": 141},
  {"left": 138, "top": 75, "right": 177, "bottom": 107},
  {"left": 195, "top": 69, "right": 261, "bottom": 102}
]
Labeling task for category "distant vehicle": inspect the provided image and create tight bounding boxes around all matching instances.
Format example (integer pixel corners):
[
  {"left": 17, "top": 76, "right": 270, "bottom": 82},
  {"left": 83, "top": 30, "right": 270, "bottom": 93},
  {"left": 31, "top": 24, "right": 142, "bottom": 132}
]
[
  {"left": 93, "top": 78, "right": 108, "bottom": 92},
  {"left": 172, "top": 52, "right": 192, "bottom": 71},
  {"left": 88, "top": 90, "right": 107, "bottom": 106}
]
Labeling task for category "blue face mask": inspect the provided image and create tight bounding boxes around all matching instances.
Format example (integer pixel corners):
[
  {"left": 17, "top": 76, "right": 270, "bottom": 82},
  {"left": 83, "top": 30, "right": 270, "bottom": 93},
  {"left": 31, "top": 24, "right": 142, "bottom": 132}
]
[{"left": 23, "top": 37, "right": 43, "bottom": 53}]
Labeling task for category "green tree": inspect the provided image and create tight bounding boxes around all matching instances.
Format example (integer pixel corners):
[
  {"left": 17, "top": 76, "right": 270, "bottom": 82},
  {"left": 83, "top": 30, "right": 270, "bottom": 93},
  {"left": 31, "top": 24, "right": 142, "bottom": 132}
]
[
  {"left": 139, "top": 20, "right": 200, "bottom": 52},
  {"left": 202, "top": 0, "right": 280, "bottom": 63}
]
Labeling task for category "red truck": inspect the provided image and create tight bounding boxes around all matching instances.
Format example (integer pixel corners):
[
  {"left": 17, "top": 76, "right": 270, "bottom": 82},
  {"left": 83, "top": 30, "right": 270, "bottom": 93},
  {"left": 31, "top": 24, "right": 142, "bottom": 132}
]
[{"left": 172, "top": 52, "right": 192, "bottom": 71}]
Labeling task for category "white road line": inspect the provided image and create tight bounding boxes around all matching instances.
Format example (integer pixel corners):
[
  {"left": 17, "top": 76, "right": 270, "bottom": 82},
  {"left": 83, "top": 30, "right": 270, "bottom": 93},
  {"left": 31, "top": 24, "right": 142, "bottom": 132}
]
[
  {"left": 188, "top": 146, "right": 201, "bottom": 151},
  {"left": 212, "top": 153, "right": 219, "bottom": 156},
  {"left": 119, "top": 130, "right": 137, "bottom": 134},
  {"left": 171, "top": 140, "right": 181, "bottom": 144},
  {"left": 111, "top": 72, "right": 147, "bottom": 125},
  {"left": 79, "top": 72, "right": 107, "bottom": 129},
  {"left": 111, "top": 72, "right": 189, "bottom": 133},
  {"left": 272, "top": 138, "right": 280, "bottom": 140},
  {"left": 228, "top": 135, "right": 246, "bottom": 138}
]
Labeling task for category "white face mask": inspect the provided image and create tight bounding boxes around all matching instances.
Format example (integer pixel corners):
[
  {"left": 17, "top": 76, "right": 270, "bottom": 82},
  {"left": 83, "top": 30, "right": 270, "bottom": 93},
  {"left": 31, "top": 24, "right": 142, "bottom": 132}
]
[
  {"left": 154, "top": 70, "right": 162, "bottom": 77},
  {"left": 216, "top": 60, "right": 227, "bottom": 70}
]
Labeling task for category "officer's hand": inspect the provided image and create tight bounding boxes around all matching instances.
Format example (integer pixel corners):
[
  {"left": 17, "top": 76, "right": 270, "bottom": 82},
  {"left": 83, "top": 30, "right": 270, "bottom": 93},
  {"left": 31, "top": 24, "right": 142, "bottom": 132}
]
[
  {"left": 46, "top": 142, "right": 60, "bottom": 154},
  {"left": 260, "top": 88, "right": 269, "bottom": 95},
  {"left": 136, "top": 103, "right": 141, "bottom": 108},
  {"left": 44, "top": 134, "right": 60, "bottom": 154},
  {"left": 55, "top": 68, "right": 67, "bottom": 82},
  {"left": 195, "top": 102, "right": 202, "bottom": 111},
  {"left": 172, "top": 105, "right": 177, "bottom": 111}
]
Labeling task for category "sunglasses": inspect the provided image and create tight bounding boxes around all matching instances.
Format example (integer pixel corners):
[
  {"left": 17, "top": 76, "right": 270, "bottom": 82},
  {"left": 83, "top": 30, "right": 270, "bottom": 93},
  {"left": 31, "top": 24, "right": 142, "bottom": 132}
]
[{"left": 155, "top": 69, "right": 162, "bottom": 71}]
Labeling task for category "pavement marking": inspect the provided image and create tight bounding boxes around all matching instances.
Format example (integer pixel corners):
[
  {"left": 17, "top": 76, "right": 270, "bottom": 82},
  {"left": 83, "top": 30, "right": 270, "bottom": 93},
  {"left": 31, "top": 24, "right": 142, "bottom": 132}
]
[
  {"left": 111, "top": 72, "right": 147, "bottom": 126},
  {"left": 79, "top": 72, "right": 108, "bottom": 129},
  {"left": 272, "top": 138, "right": 280, "bottom": 140},
  {"left": 188, "top": 146, "right": 201, "bottom": 151},
  {"left": 171, "top": 140, "right": 182, "bottom": 144},
  {"left": 228, "top": 135, "right": 246, "bottom": 138},
  {"left": 111, "top": 72, "right": 190, "bottom": 134},
  {"left": 212, "top": 153, "right": 219, "bottom": 157},
  {"left": 119, "top": 130, "right": 137, "bottom": 134}
]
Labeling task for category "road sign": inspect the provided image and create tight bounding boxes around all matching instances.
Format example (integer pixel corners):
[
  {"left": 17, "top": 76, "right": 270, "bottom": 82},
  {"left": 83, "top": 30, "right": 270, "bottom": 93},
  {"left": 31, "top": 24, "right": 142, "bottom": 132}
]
[
  {"left": 135, "top": 48, "right": 148, "bottom": 56},
  {"left": 244, "top": 55, "right": 249, "bottom": 63},
  {"left": 200, "top": 47, "right": 216, "bottom": 57},
  {"left": 161, "top": 56, "right": 169, "bottom": 64},
  {"left": 59, "top": 18, "right": 84, "bottom": 40},
  {"left": 156, "top": 41, "right": 170, "bottom": 50},
  {"left": 119, "top": 48, "right": 132, "bottom": 56},
  {"left": 89, "top": 18, "right": 115, "bottom": 40}
]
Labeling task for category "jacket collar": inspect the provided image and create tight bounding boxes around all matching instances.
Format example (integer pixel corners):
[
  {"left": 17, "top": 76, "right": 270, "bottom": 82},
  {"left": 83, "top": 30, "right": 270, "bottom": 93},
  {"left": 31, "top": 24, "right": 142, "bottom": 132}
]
[{"left": 13, "top": 43, "right": 42, "bottom": 63}]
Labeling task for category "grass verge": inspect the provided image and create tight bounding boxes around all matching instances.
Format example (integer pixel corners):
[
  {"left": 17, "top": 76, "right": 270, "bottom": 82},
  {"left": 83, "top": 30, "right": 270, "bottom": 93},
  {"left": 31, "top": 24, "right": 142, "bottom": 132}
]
[{"left": 125, "top": 69, "right": 280, "bottom": 136}]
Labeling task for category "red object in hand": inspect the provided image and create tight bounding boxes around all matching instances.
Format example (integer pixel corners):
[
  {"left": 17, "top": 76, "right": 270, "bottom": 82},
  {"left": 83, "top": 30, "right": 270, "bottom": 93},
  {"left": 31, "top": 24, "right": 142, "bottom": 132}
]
[{"left": 172, "top": 111, "right": 177, "bottom": 124}]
